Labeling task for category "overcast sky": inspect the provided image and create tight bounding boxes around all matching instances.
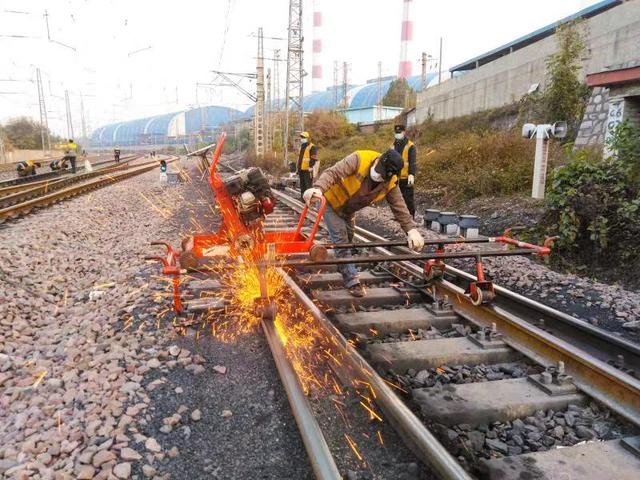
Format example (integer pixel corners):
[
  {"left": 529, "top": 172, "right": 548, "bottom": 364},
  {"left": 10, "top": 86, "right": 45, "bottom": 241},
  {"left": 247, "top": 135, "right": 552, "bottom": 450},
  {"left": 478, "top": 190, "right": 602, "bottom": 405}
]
[{"left": 0, "top": 0, "right": 599, "bottom": 137}]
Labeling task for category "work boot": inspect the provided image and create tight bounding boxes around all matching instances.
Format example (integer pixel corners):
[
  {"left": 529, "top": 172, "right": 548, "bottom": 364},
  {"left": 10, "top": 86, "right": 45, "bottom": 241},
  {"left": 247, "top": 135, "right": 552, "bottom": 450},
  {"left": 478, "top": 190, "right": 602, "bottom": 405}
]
[{"left": 348, "top": 283, "right": 365, "bottom": 298}]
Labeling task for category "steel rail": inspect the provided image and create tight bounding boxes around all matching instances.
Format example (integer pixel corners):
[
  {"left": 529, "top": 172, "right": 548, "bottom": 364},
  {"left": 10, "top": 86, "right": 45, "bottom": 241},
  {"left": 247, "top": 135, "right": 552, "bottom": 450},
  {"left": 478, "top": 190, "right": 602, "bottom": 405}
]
[
  {"left": 0, "top": 156, "right": 177, "bottom": 221},
  {"left": 262, "top": 319, "right": 342, "bottom": 480},
  {"left": 0, "top": 154, "right": 138, "bottom": 188},
  {"left": 0, "top": 155, "right": 141, "bottom": 198},
  {"left": 344, "top": 214, "right": 640, "bottom": 373},
  {"left": 271, "top": 190, "right": 473, "bottom": 478},
  {"left": 440, "top": 264, "right": 640, "bottom": 371},
  {"left": 271, "top": 248, "right": 542, "bottom": 268},
  {"left": 0, "top": 160, "right": 141, "bottom": 208},
  {"left": 272, "top": 188, "right": 640, "bottom": 425},
  {"left": 276, "top": 268, "right": 473, "bottom": 480}
]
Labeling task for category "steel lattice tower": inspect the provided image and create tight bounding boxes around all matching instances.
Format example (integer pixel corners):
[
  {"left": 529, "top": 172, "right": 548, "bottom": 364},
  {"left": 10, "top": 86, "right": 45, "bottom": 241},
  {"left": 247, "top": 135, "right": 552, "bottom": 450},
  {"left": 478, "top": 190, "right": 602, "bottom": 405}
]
[
  {"left": 36, "top": 68, "right": 51, "bottom": 152},
  {"left": 283, "top": 0, "right": 304, "bottom": 166},
  {"left": 255, "top": 28, "right": 266, "bottom": 158},
  {"left": 265, "top": 67, "right": 273, "bottom": 153},
  {"left": 64, "top": 90, "right": 74, "bottom": 140}
]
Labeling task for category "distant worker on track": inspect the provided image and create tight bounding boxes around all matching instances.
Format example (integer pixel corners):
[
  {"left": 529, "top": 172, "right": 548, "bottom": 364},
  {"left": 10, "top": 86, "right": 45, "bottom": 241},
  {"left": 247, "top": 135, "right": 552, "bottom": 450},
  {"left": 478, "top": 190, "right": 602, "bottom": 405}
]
[
  {"left": 49, "top": 157, "right": 68, "bottom": 171},
  {"left": 16, "top": 160, "right": 41, "bottom": 177},
  {"left": 114, "top": 146, "right": 121, "bottom": 163},
  {"left": 303, "top": 149, "right": 425, "bottom": 297},
  {"left": 297, "top": 131, "right": 319, "bottom": 198},
  {"left": 391, "top": 124, "right": 417, "bottom": 218},
  {"left": 65, "top": 139, "right": 78, "bottom": 173}
]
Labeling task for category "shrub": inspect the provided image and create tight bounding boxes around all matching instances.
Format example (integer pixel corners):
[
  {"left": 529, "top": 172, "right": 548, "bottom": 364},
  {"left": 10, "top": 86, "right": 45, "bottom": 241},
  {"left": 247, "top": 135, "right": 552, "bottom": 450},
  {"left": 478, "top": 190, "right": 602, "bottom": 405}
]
[
  {"left": 416, "top": 104, "right": 520, "bottom": 146},
  {"left": 416, "top": 131, "right": 537, "bottom": 200},
  {"left": 304, "top": 111, "right": 354, "bottom": 145},
  {"left": 246, "top": 150, "right": 287, "bottom": 174},
  {"left": 544, "top": 123, "right": 640, "bottom": 271},
  {"left": 607, "top": 121, "right": 640, "bottom": 182},
  {"left": 2, "top": 117, "right": 47, "bottom": 150}
]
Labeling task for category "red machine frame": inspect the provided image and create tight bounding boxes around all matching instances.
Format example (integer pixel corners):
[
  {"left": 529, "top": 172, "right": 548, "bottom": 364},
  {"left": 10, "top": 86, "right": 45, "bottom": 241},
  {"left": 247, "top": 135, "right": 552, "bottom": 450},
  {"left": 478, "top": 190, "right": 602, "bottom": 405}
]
[{"left": 146, "top": 132, "right": 326, "bottom": 314}]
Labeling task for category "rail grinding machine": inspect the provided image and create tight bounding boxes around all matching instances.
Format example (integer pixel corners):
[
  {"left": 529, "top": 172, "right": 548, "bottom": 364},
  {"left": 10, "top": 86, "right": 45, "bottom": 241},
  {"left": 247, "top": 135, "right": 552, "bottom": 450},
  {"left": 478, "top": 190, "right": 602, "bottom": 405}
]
[{"left": 147, "top": 132, "right": 555, "bottom": 320}]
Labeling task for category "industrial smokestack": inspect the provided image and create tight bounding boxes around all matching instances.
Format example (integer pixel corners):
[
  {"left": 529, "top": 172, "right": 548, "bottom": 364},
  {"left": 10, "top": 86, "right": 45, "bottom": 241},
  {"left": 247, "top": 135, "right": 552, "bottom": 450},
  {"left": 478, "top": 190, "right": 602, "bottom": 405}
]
[
  {"left": 398, "top": 0, "right": 413, "bottom": 79},
  {"left": 312, "top": 0, "right": 323, "bottom": 92}
]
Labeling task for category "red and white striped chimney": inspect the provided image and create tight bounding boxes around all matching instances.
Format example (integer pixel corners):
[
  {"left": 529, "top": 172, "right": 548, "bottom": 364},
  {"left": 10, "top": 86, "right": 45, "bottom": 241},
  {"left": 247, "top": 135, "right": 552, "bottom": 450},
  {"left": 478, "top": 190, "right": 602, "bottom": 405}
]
[
  {"left": 312, "top": 0, "right": 323, "bottom": 93},
  {"left": 398, "top": 0, "right": 413, "bottom": 79}
]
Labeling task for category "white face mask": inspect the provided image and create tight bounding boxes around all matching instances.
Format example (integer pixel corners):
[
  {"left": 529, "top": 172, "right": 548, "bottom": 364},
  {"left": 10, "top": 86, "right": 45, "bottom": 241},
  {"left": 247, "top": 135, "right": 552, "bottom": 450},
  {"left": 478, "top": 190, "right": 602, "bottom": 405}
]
[
  {"left": 300, "top": 138, "right": 308, "bottom": 144},
  {"left": 394, "top": 133, "right": 404, "bottom": 140},
  {"left": 370, "top": 164, "right": 383, "bottom": 183}
]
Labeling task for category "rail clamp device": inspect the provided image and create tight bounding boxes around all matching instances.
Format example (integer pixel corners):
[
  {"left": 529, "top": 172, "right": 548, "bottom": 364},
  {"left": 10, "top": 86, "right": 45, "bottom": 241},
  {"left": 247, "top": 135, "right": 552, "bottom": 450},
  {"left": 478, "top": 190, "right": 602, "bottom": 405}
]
[
  {"left": 145, "top": 132, "right": 326, "bottom": 317},
  {"left": 273, "top": 229, "right": 557, "bottom": 307}
]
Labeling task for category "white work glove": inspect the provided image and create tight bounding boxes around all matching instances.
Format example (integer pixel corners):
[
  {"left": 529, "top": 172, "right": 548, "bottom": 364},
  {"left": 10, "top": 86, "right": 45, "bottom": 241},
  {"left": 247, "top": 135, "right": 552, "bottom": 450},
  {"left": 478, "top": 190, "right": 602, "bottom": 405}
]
[
  {"left": 407, "top": 174, "right": 415, "bottom": 187},
  {"left": 407, "top": 228, "right": 425, "bottom": 252},
  {"left": 303, "top": 188, "right": 322, "bottom": 206}
]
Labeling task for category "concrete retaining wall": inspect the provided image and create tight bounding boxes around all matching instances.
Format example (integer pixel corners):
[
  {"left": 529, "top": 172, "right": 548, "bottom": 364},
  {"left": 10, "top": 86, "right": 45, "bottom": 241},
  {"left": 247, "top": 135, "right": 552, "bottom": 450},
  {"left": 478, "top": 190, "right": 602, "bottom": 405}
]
[{"left": 416, "top": 0, "right": 640, "bottom": 122}]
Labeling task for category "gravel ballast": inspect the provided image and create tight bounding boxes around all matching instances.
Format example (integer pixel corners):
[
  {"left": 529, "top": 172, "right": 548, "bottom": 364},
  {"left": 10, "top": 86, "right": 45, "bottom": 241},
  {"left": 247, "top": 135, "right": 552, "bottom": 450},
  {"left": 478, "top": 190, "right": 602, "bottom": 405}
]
[
  {"left": 355, "top": 204, "right": 640, "bottom": 343},
  {"left": 0, "top": 160, "right": 313, "bottom": 479}
]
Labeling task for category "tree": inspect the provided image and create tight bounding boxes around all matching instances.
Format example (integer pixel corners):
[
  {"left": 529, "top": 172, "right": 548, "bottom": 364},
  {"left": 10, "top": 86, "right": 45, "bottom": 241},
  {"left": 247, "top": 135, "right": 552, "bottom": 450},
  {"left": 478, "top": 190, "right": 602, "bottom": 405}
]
[
  {"left": 518, "top": 20, "right": 590, "bottom": 138},
  {"left": 305, "top": 111, "right": 354, "bottom": 145},
  {"left": 382, "top": 79, "right": 416, "bottom": 109},
  {"left": 543, "top": 21, "right": 590, "bottom": 130},
  {"left": 2, "top": 117, "right": 46, "bottom": 150},
  {"left": 0, "top": 126, "right": 13, "bottom": 151}
]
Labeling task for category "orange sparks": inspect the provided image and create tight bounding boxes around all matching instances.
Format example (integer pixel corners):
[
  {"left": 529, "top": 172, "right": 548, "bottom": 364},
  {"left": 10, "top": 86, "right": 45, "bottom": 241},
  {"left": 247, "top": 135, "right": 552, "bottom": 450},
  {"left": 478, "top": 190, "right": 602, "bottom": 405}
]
[
  {"left": 359, "top": 401, "right": 383, "bottom": 422},
  {"left": 122, "top": 317, "right": 134, "bottom": 332},
  {"left": 377, "top": 430, "right": 384, "bottom": 445},
  {"left": 32, "top": 370, "right": 47, "bottom": 388},
  {"left": 355, "top": 380, "right": 377, "bottom": 399},
  {"left": 382, "top": 377, "right": 408, "bottom": 394},
  {"left": 331, "top": 378, "right": 343, "bottom": 395},
  {"left": 344, "top": 434, "right": 364, "bottom": 461}
]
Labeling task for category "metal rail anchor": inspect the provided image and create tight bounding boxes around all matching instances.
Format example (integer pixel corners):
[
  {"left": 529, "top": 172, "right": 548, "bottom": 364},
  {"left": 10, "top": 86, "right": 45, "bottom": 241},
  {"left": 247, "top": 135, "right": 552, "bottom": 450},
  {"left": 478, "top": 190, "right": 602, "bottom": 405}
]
[
  {"left": 144, "top": 241, "right": 184, "bottom": 314},
  {"left": 467, "top": 253, "right": 496, "bottom": 306},
  {"left": 424, "top": 242, "right": 446, "bottom": 282}
]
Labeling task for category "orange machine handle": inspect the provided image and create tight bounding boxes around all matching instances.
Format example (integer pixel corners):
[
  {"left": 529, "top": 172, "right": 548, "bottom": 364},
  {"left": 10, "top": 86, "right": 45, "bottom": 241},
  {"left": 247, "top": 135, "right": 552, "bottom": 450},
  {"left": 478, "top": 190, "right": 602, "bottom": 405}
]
[{"left": 294, "top": 196, "right": 326, "bottom": 249}]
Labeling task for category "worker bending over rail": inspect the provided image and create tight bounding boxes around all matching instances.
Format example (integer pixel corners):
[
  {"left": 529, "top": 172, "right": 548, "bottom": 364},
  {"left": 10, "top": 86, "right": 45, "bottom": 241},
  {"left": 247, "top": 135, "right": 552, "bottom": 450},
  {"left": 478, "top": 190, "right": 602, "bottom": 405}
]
[
  {"left": 297, "top": 131, "right": 319, "bottom": 198},
  {"left": 303, "top": 149, "right": 424, "bottom": 297},
  {"left": 392, "top": 124, "right": 417, "bottom": 217},
  {"left": 16, "top": 160, "right": 41, "bottom": 177}
]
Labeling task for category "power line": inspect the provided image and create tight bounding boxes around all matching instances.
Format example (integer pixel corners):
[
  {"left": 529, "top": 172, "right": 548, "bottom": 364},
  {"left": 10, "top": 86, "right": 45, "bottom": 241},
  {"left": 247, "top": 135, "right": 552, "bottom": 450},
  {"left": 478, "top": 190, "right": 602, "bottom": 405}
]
[{"left": 216, "top": 0, "right": 236, "bottom": 67}]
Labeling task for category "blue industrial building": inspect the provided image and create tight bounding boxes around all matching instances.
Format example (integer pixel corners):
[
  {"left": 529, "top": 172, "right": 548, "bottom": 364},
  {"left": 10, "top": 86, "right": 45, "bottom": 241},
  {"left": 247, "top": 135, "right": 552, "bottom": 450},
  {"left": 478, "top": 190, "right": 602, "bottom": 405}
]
[
  {"left": 90, "top": 106, "right": 244, "bottom": 147},
  {"left": 91, "top": 74, "right": 435, "bottom": 146},
  {"left": 244, "top": 73, "right": 436, "bottom": 118}
]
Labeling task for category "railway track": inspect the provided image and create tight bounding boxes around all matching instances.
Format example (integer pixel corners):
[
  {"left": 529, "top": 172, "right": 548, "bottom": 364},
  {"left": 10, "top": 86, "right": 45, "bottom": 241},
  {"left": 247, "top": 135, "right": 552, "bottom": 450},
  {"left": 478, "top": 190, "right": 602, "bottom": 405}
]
[
  {"left": 167, "top": 159, "right": 640, "bottom": 479},
  {"left": 0, "top": 156, "right": 143, "bottom": 202},
  {"left": 0, "top": 154, "right": 139, "bottom": 189},
  {"left": 0, "top": 155, "right": 178, "bottom": 222}
]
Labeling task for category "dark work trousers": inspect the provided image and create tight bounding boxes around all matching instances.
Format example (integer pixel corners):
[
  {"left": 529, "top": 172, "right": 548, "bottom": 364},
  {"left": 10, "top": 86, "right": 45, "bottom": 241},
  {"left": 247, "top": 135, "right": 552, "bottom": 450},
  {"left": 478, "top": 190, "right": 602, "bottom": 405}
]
[
  {"left": 299, "top": 170, "right": 313, "bottom": 199},
  {"left": 66, "top": 156, "right": 77, "bottom": 173},
  {"left": 399, "top": 179, "right": 415, "bottom": 218}
]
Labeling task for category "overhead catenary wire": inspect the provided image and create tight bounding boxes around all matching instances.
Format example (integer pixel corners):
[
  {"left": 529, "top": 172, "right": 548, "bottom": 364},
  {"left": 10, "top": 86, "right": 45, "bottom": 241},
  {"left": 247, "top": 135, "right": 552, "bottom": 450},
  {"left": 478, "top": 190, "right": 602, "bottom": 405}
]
[{"left": 216, "top": 0, "right": 236, "bottom": 68}]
